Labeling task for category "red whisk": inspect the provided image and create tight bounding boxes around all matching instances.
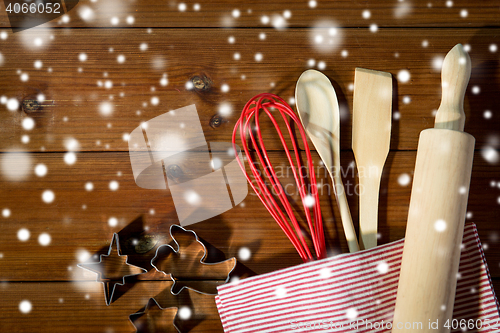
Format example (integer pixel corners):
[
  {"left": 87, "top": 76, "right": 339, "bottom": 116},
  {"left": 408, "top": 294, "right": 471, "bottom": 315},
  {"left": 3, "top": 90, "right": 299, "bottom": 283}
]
[{"left": 232, "top": 93, "right": 326, "bottom": 261}]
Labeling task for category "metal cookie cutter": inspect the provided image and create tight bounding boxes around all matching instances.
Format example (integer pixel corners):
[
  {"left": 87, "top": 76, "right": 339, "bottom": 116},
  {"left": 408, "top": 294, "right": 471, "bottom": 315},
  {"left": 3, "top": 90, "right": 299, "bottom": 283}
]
[
  {"left": 151, "top": 224, "right": 237, "bottom": 296},
  {"left": 128, "top": 225, "right": 237, "bottom": 332},
  {"left": 129, "top": 298, "right": 180, "bottom": 333},
  {"left": 77, "top": 233, "right": 147, "bottom": 305}
]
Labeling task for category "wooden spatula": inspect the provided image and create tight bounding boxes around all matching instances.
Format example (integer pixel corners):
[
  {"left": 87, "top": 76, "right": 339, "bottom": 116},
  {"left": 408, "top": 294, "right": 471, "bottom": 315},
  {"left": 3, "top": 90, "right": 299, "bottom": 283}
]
[{"left": 352, "top": 68, "right": 392, "bottom": 250}]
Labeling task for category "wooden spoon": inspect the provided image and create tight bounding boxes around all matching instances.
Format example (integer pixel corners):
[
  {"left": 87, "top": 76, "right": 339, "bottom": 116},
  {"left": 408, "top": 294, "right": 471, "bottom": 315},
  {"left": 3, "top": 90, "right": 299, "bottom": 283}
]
[
  {"left": 295, "top": 69, "right": 360, "bottom": 253},
  {"left": 352, "top": 68, "right": 392, "bottom": 250}
]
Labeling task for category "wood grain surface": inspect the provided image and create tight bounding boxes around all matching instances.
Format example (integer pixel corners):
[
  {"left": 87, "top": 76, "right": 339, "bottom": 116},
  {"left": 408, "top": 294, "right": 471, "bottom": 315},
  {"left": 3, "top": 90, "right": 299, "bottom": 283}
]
[
  {"left": 1, "top": 0, "right": 500, "bottom": 28},
  {"left": 1, "top": 150, "right": 499, "bottom": 278},
  {"left": 1, "top": 1, "right": 500, "bottom": 332},
  {"left": 1, "top": 28, "right": 500, "bottom": 152},
  {"left": 0, "top": 281, "right": 223, "bottom": 332}
]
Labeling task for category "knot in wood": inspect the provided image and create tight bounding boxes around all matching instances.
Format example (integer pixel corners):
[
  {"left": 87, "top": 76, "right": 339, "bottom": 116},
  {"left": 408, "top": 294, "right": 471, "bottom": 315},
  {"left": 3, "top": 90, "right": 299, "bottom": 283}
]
[
  {"left": 22, "top": 99, "right": 40, "bottom": 113},
  {"left": 210, "top": 114, "right": 223, "bottom": 128},
  {"left": 191, "top": 75, "right": 212, "bottom": 91}
]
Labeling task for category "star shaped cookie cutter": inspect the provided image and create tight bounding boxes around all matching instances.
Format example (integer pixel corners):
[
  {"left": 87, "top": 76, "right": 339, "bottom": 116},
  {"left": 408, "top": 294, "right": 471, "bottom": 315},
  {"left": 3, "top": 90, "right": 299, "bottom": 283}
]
[
  {"left": 129, "top": 297, "right": 181, "bottom": 333},
  {"left": 78, "top": 233, "right": 148, "bottom": 305}
]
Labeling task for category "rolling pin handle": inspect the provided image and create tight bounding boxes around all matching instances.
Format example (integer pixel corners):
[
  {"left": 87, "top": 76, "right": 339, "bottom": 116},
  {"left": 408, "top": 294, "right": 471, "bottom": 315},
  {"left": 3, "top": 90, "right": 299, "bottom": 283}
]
[{"left": 434, "top": 44, "right": 471, "bottom": 132}]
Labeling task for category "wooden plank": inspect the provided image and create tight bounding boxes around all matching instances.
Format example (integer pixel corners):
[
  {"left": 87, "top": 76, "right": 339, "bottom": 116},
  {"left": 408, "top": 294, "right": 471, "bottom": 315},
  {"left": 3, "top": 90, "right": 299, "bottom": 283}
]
[
  {"left": 1, "top": 280, "right": 500, "bottom": 332},
  {"left": 1, "top": 28, "right": 499, "bottom": 152},
  {"left": 1, "top": 0, "right": 500, "bottom": 28},
  {"left": 0, "top": 281, "right": 222, "bottom": 332},
  {"left": 0, "top": 150, "right": 498, "bottom": 281}
]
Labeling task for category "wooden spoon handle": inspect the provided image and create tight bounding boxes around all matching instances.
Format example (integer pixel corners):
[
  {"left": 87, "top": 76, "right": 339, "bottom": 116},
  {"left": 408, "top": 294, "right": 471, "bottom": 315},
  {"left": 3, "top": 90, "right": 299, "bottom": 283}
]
[{"left": 332, "top": 173, "right": 360, "bottom": 253}]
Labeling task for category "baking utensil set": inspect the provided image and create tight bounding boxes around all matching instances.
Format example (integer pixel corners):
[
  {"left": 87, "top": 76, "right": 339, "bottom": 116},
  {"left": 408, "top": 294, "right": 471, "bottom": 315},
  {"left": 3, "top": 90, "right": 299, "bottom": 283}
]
[
  {"left": 231, "top": 44, "right": 483, "bottom": 330},
  {"left": 233, "top": 66, "right": 393, "bottom": 256}
]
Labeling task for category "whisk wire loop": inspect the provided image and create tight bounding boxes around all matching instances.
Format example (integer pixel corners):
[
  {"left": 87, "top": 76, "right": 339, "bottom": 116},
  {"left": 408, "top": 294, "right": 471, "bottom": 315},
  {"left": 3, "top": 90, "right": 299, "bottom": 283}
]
[{"left": 232, "top": 93, "right": 326, "bottom": 261}]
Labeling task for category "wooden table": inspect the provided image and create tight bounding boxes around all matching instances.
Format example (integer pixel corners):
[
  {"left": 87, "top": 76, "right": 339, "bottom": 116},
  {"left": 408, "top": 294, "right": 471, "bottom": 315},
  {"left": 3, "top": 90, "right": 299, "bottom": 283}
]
[{"left": 1, "top": 1, "right": 499, "bottom": 332}]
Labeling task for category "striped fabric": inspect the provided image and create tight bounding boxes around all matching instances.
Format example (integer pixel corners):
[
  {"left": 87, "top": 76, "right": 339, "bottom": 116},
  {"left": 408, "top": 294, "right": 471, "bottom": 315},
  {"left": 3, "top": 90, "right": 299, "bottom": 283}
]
[{"left": 216, "top": 223, "right": 500, "bottom": 332}]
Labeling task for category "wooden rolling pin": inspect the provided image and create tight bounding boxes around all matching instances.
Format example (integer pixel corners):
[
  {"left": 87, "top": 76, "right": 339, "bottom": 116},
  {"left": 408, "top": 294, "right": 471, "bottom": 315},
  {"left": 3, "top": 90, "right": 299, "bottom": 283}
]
[{"left": 392, "top": 44, "right": 475, "bottom": 332}]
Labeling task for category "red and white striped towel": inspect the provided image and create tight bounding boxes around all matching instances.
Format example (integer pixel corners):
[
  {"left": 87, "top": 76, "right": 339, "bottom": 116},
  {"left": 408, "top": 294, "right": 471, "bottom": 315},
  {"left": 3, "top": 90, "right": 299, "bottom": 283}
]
[{"left": 216, "top": 223, "right": 500, "bottom": 332}]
